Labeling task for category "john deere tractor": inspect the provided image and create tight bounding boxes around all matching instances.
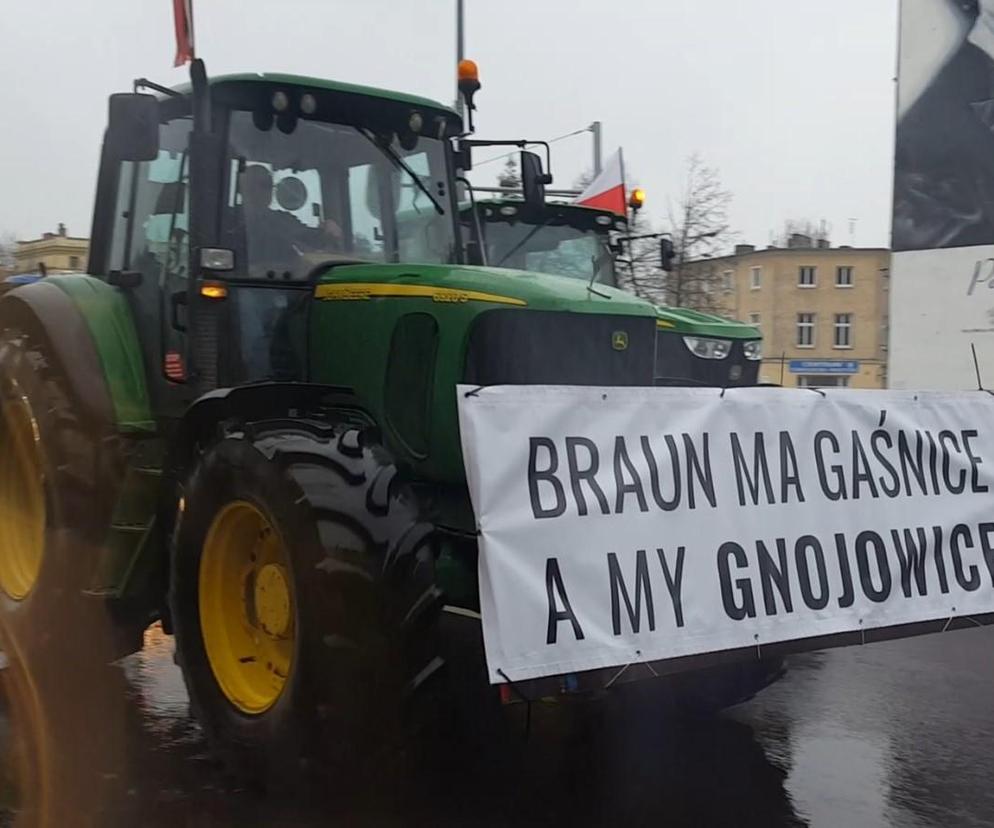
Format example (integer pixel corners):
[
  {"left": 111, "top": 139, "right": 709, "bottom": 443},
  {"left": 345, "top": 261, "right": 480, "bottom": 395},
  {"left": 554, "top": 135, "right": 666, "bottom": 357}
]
[
  {"left": 0, "top": 61, "right": 778, "bottom": 782},
  {"left": 462, "top": 196, "right": 763, "bottom": 388}
]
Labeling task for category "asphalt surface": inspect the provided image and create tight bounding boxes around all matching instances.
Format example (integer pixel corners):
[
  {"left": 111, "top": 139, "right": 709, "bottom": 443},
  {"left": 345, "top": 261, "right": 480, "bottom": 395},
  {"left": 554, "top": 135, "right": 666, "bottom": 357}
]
[{"left": 2, "top": 621, "right": 994, "bottom": 827}]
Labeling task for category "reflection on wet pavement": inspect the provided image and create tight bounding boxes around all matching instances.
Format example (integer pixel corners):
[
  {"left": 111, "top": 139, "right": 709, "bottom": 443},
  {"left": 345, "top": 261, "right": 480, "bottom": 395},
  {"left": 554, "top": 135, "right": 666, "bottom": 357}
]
[{"left": 3, "top": 622, "right": 994, "bottom": 826}]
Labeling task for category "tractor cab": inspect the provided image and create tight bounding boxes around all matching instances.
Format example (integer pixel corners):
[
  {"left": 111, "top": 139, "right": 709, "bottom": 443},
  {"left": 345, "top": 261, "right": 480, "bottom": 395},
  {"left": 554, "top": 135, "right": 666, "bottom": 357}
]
[
  {"left": 462, "top": 198, "right": 625, "bottom": 287},
  {"left": 91, "top": 73, "right": 464, "bottom": 402}
]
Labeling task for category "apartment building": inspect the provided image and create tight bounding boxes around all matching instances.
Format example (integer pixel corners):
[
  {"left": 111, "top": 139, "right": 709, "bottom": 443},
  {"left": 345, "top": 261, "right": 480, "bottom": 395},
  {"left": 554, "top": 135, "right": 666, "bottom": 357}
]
[
  {"left": 14, "top": 223, "right": 89, "bottom": 275},
  {"left": 697, "top": 235, "right": 889, "bottom": 388}
]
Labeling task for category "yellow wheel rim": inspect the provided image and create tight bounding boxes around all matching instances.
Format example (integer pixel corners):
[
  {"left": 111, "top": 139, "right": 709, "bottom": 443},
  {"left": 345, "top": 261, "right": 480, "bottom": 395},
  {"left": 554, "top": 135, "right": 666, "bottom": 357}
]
[
  {"left": 199, "top": 500, "right": 294, "bottom": 714},
  {"left": 0, "top": 392, "right": 45, "bottom": 601}
]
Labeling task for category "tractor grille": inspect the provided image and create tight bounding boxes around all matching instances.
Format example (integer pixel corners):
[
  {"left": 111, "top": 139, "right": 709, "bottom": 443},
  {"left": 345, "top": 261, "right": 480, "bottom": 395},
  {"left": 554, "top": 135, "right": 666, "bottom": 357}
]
[
  {"left": 463, "top": 310, "right": 656, "bottom": 387},
  {"left": 654, "top": 331, "right": 760, "bottom": 388}
]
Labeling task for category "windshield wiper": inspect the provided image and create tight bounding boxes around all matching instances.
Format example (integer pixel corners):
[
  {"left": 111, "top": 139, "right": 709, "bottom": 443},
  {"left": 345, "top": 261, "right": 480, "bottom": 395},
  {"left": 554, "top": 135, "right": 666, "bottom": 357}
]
[
  {"left": 356, "top": 127, "right": 444, "bottom": 216},
  {"left": 495, "top": 218, "right": 553, "bottom": 267}
]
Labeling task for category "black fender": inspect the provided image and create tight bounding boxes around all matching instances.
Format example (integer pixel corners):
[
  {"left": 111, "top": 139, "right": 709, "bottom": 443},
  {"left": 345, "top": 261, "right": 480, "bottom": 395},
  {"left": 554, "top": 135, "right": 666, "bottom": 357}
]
[
  {"left": 163, "top": 382, "right": 373, "bottom": 488},
  {"left": 0, "top": 281, "right": 116, "bottom": 428}
]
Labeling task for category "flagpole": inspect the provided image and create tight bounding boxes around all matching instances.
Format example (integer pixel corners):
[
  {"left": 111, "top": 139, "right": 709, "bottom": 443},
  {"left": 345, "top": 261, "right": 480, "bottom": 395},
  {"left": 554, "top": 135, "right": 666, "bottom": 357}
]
[
  {"left": 590, "top": 121, "right": 602, "bottom": 176},
  {"left": 619, "top": 147, "right": 627, "bottom": 208},
  {"left": 185, "top": 0, "right": 196, "bottom": 59},
  {"left": 455, "top": 0, "right": 465, "bottom": 118}
]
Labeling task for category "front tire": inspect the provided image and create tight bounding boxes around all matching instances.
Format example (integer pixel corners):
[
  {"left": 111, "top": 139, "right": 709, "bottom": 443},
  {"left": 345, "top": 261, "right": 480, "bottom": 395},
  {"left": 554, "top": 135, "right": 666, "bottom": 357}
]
[{"left": 169, "top": 421, "right": 443, "bottom": 786}]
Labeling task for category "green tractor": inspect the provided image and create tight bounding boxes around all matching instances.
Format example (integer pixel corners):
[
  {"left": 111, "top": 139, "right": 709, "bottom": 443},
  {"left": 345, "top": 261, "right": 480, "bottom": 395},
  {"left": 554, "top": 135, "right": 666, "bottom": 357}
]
[
  {"left": 462, "top": 195, "right": 763, "bottom": 388},
  {"left": 0, "top": 61, "right": 778, "bottom": 782}
]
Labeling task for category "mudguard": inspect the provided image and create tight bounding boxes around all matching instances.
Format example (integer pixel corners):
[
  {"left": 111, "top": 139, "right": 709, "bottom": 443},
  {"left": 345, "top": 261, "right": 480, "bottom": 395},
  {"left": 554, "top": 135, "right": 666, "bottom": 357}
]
[
  {"left": 0, "top": 275, "right": 153, "bottom": 432},
  {"left": 164, "top": 382, "right": 367, "bottom": 484}
]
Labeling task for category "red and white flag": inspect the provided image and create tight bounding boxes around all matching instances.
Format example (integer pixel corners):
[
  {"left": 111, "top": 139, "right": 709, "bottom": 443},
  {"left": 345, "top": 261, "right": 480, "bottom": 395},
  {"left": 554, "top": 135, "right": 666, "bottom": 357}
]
[
  {"left": 573, "top": 148, "right": 626, "bottom": 216},
  {"left": 173, "top": 0, "right": 195, "bottom": 67}
]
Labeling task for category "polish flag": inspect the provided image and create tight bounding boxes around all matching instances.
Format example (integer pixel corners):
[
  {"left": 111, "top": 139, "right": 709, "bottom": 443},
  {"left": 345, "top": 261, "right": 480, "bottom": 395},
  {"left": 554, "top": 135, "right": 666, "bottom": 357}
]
[
  {"left": 573, "top": 148, "right": 626, "bottom": 216},
  {"left": 173, "top": 0, "right": 195, "bottom": 67}
]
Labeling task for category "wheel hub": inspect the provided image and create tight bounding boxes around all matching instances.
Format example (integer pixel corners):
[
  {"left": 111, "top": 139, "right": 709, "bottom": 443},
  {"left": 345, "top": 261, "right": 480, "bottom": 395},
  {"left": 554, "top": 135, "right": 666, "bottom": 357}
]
[
  {"left": 253, "top": 563, "right": 291, "bottom": 638},
  {"left": 199, "top": 500, "right": 294, "bottom": 714}
]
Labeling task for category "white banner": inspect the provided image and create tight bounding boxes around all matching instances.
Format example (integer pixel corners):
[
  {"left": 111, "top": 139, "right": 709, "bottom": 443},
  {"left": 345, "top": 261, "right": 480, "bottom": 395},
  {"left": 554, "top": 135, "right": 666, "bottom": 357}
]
[{"left": 457, "top": 385, "right": 994, "bottom": 683}]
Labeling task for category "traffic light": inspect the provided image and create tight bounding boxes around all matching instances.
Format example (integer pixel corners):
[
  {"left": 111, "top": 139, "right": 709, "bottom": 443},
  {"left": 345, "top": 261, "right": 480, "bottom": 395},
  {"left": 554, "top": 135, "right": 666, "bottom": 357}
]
[{"left": 660, "top": 238, "right": 676, "bottom": 272}]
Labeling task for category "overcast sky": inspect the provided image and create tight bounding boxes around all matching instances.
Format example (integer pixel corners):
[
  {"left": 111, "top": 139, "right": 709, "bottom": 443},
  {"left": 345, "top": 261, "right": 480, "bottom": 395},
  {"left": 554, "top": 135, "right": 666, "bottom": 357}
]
[{"left": 0, "top": 0, "right": 898, "bottom": 248}]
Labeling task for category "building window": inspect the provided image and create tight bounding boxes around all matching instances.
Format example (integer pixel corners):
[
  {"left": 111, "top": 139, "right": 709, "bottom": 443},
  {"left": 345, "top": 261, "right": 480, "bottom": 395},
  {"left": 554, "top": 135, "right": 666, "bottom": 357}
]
[
  {"left": 797, "top": 313, "right": 815, "bottom": 347},
  {"left": 797, "top": 375, "right": 849, "bottom": 388},
  {"left": 69, "top": 255, "right": 80, "bottom": 270},
  {"left": 750, "top": 266, "right": 761, "bottom": 290},
  {"left": 834, "top": 313, "right": 852, "bottom": 348},
  {"left": 749, "top": 312, "right": 760, "bottom": 326},
  {"left": 836, "top": 265, "right": 853, "bottom": 287},
  {"left": 798, "top": 266, "right": 816, "bottom": 287},
  {"left": 722, "top": 269, "right": 733, "bottom": 292}
]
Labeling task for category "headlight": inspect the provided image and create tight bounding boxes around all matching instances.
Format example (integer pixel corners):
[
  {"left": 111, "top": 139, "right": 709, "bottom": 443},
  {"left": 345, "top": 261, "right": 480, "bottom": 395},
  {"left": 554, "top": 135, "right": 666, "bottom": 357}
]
[
  {"left": 683, "top": 336, "right": 731, "bottom": 360},
  {"left": 743, "top": 340, "right": 762, "bottom": 361}
]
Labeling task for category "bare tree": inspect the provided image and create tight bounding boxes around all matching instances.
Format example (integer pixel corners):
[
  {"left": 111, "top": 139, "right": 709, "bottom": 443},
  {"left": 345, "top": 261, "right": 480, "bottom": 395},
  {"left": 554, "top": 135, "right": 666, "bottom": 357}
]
[
  {"left": 664, "top": 154, "right": 733, "bottom": 312},
  {"left": 616, "top": 207, "right": 662, "bottom": 298}
]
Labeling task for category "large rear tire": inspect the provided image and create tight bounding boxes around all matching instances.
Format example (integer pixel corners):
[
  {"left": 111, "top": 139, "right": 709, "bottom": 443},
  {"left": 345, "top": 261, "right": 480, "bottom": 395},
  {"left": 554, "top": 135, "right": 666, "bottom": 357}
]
[
  {"left": 169, "top": 420, "right": 443, "bottom": 787},
  {"left": 0, "top": 325, "right": 129, "bottom": 823},
  {"left": 0, "top": 325, "right": 123, "bottom": 656}
]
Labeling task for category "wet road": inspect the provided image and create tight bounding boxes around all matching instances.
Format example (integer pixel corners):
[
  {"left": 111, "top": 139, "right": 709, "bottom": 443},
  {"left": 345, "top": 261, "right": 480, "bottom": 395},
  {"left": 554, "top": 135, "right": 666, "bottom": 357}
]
[{"left": 3, "top": 622, "right": 994, "bottom": 827}]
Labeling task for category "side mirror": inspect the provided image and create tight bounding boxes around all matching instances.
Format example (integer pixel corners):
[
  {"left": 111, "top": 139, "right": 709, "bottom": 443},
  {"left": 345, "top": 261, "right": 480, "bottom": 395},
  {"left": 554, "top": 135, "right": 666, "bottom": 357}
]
[
  {"left": 660, "top": 238, "right": 676, "bottom": 272},
  {"left": 107, "top": 93, "right": 160, "bottom": 162},
  {"left": 521, "top": 150, "right": 551, "bottom": 209},
  {"left": 453, "top": 140, "right": 473, "bottom": 172}
]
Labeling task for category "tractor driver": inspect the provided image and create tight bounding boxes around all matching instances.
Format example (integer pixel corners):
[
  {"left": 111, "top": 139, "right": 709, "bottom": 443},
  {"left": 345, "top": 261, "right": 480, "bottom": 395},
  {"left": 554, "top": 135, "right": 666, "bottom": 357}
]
[{"left": 236, "top": 164, "right": 343, "bottom": 278}]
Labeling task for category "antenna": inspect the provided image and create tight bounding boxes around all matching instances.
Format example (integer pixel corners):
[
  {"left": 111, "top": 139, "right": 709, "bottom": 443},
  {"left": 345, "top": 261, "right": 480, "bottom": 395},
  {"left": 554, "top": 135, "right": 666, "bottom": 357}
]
[{"left": 779, "top": 351, "right": 786, "bottom": 386}]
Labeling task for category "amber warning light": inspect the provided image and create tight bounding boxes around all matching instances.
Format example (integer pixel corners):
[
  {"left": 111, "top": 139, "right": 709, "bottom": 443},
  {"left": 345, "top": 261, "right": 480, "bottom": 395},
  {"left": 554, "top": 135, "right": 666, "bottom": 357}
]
[
  {"left": 458, "top": 59, "right": 480, "bottom": 85},
  {"left": 628, "top": 187, "right": 646, "bottom": 211},
  {"left": 457, "top": 59, "right": 481, "bottom": 132}
]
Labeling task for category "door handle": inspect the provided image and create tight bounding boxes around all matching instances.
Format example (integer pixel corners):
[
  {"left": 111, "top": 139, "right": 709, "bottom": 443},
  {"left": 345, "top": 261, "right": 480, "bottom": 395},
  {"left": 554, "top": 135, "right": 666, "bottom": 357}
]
[{"left": 170, "top": 290, "right": 188, "bottom": 332}]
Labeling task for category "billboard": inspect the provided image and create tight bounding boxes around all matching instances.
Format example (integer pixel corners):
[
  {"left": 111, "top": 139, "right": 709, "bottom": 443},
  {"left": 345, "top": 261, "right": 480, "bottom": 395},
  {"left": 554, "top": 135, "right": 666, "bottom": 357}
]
[{"left": 891, "top": 0, "right": 994, "bottom": 389}]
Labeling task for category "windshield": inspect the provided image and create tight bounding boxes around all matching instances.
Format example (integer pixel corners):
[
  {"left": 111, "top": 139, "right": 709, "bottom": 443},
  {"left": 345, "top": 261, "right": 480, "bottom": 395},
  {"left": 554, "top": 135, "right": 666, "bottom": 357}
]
[
  {"left": 476, "top": 217, "right": 616, "bottom": 285},
  {"left": 221, "top": 110, "right": 457, "bottom": 279}
]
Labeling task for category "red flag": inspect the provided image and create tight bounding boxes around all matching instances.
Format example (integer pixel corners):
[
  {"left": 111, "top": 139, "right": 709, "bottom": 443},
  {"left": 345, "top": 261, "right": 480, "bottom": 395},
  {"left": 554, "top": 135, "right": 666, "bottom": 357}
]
[
  {"left": 573, "top": 148, "right": 626, "bottom": 216},
  {"left": 173, "top": 0, "right": 195, "bottom": 67}
]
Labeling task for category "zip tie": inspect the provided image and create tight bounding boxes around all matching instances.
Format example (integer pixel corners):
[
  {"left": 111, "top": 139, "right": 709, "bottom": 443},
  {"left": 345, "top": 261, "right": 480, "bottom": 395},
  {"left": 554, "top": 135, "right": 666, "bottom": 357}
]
[
  {"left": 496, "top": 668, "right": 533, "bottom": 703},
  {"left": 754, "top": 633, "right": 761, "bottom": 659},
  {"left": 803, "top": 387, "right": 827, "bottom": 397},
  {"left": 604, "top": 662, "right": 631, "bottom": 689},
  {"left": 463, "top": 385, "right": 486, "bottom": 398},
  {"left": 859, "top": 618, "right": 865, "bottom": 645},
  {"left": 645, "top": 661, "right": 659, "bottom": 678},
  {"left": 496, "top": 669, "right": 533, "bottom": 740}
]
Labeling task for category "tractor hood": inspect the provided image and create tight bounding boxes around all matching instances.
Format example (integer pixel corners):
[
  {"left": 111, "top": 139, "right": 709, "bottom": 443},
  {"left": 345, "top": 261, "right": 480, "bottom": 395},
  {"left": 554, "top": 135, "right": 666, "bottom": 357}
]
[
  {"left": 654, "top": 305, "right": 760, "bottom": 340},
  {"left": 314, "top": 262, "right": 659, "bottom": 319}
]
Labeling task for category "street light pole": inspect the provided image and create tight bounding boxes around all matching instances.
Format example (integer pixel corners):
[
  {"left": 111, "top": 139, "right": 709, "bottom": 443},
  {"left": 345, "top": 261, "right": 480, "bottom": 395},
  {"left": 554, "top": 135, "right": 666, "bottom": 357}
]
[
  {"left": 455, "top": 0, "right": 465, "bottom": 118},
  {"left": 590, "top": 120, "right": 602, "bottom": 176}
]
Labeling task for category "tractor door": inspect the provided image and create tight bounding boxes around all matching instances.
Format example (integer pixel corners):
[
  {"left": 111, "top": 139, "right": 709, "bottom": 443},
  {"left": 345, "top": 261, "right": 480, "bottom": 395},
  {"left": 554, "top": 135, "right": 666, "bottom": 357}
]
[{"left": 91, "top": 109, "right": 194, "bottom": 419}]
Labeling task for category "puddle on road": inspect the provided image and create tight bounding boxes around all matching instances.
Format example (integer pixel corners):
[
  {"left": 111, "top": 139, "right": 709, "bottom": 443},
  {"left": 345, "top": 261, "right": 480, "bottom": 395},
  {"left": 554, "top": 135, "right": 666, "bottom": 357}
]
[
  {"left": 118, "top": 624, "right": 200, "bottom": 751},
  {"left": 4, "top": 627, "right": 994, "bottom": 826}
]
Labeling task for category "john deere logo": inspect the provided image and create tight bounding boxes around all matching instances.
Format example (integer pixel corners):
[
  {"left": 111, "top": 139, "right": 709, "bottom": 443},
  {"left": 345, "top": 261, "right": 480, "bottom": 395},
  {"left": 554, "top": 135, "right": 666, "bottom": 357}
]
[{"left": 611, "top": 331, "right": 629, "bottom": 351}]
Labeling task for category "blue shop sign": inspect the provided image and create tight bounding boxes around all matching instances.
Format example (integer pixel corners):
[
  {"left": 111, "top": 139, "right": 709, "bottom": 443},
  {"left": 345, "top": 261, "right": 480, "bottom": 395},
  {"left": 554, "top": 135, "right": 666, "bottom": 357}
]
[{"left": 788, "top": 360, "right": 859, "bottom": 375}]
